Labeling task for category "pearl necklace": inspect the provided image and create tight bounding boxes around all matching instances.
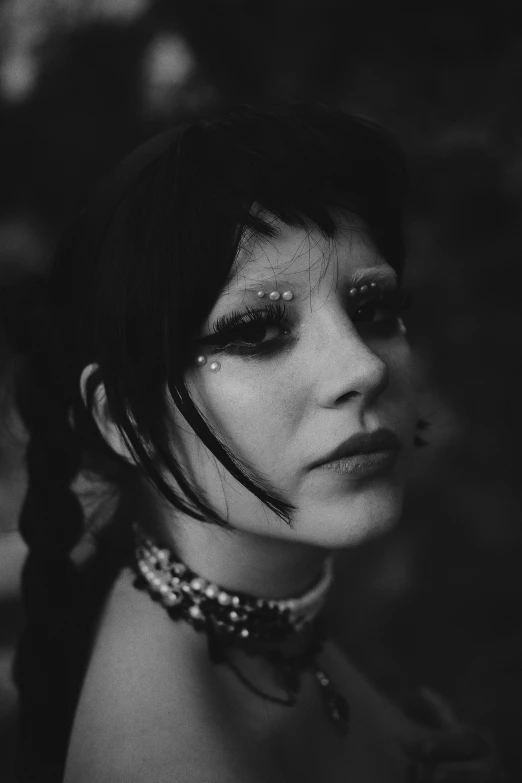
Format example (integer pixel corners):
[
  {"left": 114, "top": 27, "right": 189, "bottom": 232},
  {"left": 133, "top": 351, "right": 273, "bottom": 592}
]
[{"left": 133, "top": 525, "right": 350, "bottom": 735}]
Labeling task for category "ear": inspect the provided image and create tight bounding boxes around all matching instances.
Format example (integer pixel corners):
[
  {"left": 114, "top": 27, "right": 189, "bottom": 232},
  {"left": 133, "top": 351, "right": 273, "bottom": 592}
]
[{"left": 79, "top": 363, "right": 136, "bottom": 464}]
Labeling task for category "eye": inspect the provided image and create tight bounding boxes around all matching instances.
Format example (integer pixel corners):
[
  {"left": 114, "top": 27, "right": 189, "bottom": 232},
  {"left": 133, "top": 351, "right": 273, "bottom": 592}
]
[
  {"left": 352, "top": 289, "right": 413, "bottom": 326},
  {"left": 199, "top": 303, "right": 290, "bottom": 357},
  {"left": 352, "top": 300, "right": 386, "bottom": 324},
  {"left": 228, "top": 319, "right": 285, "bottom": 346}
]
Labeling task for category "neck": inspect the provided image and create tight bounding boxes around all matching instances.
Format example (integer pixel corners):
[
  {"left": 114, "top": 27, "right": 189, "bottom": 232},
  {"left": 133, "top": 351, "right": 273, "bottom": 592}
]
[
  {"left": 135, "top": 522, "right": 331, "bottom": 665},
  {"left": 149, "top": 510, "right": 330, "bottom": 600}
]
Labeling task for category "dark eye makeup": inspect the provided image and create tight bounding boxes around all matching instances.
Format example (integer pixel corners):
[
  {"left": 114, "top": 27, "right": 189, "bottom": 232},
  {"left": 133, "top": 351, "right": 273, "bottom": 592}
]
[
  {"left": 352, "top": 287, "right": 413, "bottom": 330},
  {"left": 198, "top": 286, "right": 413, "bottom": 360},
  {"left": 199, "top": 303, "right": 289, "bottom": 358}
]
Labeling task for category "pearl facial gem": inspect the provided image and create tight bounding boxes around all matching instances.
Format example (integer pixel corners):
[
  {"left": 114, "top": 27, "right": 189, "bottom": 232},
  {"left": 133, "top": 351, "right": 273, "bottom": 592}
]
[
  {"left": 196, "top": 355, "right": 207, "bottom": 367},
  {"left": 282, "top": 290, "right": 294, "bottom": 301},
  {"left": 269, "top": 291, "right": 281, "bottom": 300},
  {"left": 209, "top": 361, "right": 221, "bottom": 373},
  {"left": 349, "top": 288, "right": 358, "bottom": 297},
  {"left": 257, "top": 290, "right": 265, "bottom": 298}
]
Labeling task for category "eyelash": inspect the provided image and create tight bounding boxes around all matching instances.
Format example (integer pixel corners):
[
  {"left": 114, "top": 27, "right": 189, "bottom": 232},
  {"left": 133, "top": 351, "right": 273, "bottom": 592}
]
[
  {"left": 201, "top": 288, "right": 413, "bottom": 359},
  {"left": 204, "top": 303, "right": 289, "bottom": 358}
]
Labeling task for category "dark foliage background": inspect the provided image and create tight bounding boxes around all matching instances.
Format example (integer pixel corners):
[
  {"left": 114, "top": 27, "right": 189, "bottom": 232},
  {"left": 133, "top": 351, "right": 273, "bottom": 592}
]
[{"left": 1, "top": 1, "right": 522, "bottom": 780}]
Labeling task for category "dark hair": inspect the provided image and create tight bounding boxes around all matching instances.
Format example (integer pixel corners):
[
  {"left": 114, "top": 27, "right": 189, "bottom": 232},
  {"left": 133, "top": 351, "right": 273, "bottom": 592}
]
[{"left": 3, "top": 103, "right": 410, "bottom": 781}]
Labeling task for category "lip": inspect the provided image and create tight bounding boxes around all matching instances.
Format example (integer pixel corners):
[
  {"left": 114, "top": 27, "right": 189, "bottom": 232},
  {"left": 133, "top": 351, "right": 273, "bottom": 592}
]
[
  {"left": 322, "top": 450, "right": 399, "bottom": 479},
  {"left": 310, "top": 427, "right": 402, "bottom": 470}
]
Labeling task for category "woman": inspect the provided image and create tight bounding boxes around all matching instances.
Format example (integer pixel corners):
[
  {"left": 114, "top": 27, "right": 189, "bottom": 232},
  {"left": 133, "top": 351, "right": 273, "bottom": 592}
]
[{"left": 4, "top": 104, "right": 499, "bottom": 782}]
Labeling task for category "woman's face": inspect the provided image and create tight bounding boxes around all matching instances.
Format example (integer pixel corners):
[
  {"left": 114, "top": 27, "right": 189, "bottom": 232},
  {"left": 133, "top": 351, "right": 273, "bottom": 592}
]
[{"left": 169, "top": 218, "right": 418, "bottom": 549}]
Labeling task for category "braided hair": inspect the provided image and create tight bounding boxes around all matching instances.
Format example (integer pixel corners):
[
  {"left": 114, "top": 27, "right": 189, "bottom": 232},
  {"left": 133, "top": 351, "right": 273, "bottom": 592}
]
[
  {"left": 2, "top": 280, "right": 135, "bottom": 782},
  {"left": 2, "top": 103, "right": 413, "bottom": 781}
]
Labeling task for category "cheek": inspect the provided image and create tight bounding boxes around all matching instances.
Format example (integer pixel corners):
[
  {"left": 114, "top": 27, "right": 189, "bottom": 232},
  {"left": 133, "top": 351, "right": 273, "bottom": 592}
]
[
  {"left": 386, "top": 342, "right": 419, "bottom": 432},
  {"left": 391, "top": 340, "right": 416, "bottom": 391},
  {"left": 191, "top": 365, "right": 304, "bottom": 470}
]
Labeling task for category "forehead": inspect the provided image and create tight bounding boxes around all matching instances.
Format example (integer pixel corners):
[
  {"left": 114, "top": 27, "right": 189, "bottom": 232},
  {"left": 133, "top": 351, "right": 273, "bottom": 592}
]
[{"left": 223, "top": 221, "right": 396, "bottom": 298}]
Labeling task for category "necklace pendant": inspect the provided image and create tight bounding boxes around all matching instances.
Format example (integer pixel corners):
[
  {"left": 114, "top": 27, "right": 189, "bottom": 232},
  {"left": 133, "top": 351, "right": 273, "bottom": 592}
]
[
  {"left": 314, "top": 665, "right": 350, "bottom": 736},
  {"left": 323, "top": 688, "right": 350, "bottom": 736}
]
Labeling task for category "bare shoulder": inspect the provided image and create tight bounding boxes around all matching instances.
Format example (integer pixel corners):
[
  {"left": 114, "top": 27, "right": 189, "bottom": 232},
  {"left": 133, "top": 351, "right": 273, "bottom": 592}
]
[
  {"left": 64, "top": 569, "right": 427, "bottom": 783},
  {"left": 63, "top": 568, "right": 285, "bottom": 783}
]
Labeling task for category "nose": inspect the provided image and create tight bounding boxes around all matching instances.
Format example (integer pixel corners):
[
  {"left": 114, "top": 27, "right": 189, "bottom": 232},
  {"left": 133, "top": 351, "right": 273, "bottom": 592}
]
[{"left": 311, "top": 313, "right": 389, "bottom": 409}]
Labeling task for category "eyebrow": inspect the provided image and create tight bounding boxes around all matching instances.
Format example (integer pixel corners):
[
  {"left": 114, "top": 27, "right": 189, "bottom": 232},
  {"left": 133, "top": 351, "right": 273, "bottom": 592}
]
[
  {"left": 346, "top": 266, "right": 398, "bottom": 289},
  {"left": 224, "top": 266, "right": 398, "bottom": 297}
]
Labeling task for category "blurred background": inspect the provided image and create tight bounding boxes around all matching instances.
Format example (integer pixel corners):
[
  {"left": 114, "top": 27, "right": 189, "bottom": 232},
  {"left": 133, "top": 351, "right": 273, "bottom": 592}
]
[{"left": 1, "top": 0, "right": 522, "bottom": 780}]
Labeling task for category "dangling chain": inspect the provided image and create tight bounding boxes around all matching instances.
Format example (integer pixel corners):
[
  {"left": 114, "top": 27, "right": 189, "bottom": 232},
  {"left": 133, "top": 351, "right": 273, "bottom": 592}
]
[{"left": 133, "top": 525, "right": 350, "bottom": 735}]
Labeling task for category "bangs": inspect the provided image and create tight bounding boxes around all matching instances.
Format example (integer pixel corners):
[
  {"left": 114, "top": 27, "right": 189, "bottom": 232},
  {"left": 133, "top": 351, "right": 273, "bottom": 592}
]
[{"left": 191, "top": 103, "right": 407, "bottom": 281}]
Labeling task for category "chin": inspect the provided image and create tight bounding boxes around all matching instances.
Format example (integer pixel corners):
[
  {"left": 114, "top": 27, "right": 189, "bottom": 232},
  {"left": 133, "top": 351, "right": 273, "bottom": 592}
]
[{"left": 299, "top": 481, "right": 405, "bottom": 549}]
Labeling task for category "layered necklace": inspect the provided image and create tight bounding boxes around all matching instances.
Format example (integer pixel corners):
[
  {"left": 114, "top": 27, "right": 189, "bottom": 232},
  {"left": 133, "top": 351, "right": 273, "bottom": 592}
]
[{"left": 133, "top": 525, "right": 350, "bottom": 735}]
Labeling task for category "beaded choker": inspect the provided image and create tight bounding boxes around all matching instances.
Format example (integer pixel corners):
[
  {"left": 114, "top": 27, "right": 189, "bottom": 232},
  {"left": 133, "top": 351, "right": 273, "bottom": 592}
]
[{"left": 133, "top": 526, "right": 350, "bottom": 735}]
